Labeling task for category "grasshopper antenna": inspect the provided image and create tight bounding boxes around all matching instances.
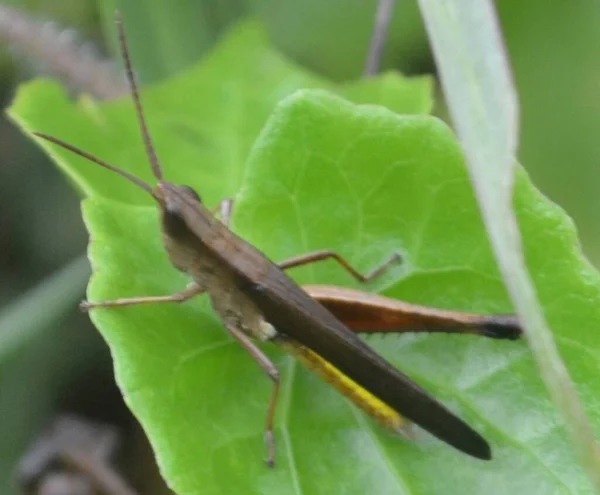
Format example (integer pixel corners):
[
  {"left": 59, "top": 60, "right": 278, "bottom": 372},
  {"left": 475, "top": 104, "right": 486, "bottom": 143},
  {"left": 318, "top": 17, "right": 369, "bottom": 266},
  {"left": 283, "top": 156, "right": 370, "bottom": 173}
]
[
  {"left": 115, "top": 12, "right": 163, "bottom": 181},
  {"left": 32, "top": 132, "right": 154, "bottom": 194},
  {"left": 31, "top": 13, "right": 161, "bottom": 196}
]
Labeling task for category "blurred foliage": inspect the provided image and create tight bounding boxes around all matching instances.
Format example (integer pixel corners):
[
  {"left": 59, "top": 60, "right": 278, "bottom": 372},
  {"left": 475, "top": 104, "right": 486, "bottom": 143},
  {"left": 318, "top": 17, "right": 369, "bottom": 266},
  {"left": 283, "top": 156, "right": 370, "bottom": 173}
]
[
  {"left": 1, "top": 0, "right": 600, "bottom": 494},
  {"left": 498, "top": 1, "right": 600, "bottom": 260}
]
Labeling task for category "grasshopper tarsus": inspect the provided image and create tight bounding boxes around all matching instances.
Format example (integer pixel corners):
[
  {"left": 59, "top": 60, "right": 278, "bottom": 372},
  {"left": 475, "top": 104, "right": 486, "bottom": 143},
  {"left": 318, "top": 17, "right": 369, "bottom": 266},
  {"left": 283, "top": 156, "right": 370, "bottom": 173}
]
[
  {"left": 264, "top": 430, "right": 276, "bottom": 468},
  {"left": 390, "top": 250, "right": 402, "bottom": 264},
  {"left": 362, "top": 250, "right": 402, "bottom": 282}
]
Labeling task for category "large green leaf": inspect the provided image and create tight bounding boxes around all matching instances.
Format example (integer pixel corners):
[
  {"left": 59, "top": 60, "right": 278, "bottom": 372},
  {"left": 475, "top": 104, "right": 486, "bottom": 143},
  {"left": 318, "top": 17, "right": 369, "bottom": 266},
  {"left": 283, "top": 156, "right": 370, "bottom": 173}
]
[
  {"left": 8, "top": 19, "right": 596, "bottom": 495},
  {"left": 234, "top": 91, "right": 599, "bottom": 494}
]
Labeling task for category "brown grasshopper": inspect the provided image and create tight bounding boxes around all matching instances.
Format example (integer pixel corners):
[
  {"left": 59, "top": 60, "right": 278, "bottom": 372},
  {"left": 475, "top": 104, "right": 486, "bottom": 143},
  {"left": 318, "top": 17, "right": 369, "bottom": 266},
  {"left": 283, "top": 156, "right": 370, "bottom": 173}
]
[{"left": 33, "top": 13, "right": 521, "bottom": 466}]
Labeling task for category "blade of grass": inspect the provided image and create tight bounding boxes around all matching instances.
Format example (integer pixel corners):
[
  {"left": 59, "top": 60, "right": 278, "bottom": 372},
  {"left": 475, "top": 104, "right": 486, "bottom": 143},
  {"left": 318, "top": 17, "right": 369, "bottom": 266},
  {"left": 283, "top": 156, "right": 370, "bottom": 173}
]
[
  {"left": 417, "top": 0, "right": 600, "bottom": 490},
  {"left": 0, "top": 254, "right": 89, "bottom": 362}
]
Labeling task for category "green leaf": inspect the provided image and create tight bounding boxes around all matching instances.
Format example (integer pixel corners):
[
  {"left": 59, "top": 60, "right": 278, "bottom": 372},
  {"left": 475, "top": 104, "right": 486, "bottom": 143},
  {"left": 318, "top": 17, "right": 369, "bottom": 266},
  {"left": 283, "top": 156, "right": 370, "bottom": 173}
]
[
  {"left": 9, "top": 18, "right": 594, "bottom": 495},
  {"left": 338, "top": 73, "right": 434, "bottom": 115},
  {"left": 235, "top": 91, "right": 600, "bottom": 494},
  {"left": 80, "top": 88, "right": 598, "bottom": 494}
]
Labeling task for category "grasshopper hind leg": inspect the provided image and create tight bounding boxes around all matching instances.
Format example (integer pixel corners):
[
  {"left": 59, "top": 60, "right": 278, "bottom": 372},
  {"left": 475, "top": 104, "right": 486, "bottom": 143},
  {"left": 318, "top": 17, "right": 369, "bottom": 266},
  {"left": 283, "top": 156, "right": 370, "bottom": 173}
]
[{"left": 222, "top": 320, "right": 281, "bottom": 467}]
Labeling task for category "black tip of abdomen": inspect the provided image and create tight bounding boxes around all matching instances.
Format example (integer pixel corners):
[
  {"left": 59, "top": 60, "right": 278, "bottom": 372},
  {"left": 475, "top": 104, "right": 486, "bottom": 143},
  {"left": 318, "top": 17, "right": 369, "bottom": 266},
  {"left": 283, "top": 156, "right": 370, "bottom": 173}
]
[{"left": 482, "top": 314, "right": 523, "bottom": 340}]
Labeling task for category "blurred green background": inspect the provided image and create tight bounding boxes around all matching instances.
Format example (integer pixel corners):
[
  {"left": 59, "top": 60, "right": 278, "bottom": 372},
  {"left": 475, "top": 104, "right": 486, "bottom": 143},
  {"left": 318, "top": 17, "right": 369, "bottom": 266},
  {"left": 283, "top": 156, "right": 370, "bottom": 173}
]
[{"left": 1, "top": 0, "right": 599, "bottom": 493}]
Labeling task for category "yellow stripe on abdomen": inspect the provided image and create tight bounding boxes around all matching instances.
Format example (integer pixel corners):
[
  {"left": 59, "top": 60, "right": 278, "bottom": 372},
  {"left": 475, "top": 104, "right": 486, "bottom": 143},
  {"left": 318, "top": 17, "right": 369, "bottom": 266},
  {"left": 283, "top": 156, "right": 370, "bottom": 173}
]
[{"left": 275, "top": 336, "right": 411, "bottom": 436}]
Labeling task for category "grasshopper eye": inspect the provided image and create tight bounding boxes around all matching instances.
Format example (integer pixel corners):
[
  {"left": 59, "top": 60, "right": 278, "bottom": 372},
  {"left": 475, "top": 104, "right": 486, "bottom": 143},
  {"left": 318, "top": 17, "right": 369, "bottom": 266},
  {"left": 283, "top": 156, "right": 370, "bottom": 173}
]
[{"left": 181, "top": 185, "right": 202, "bottom": 203}]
